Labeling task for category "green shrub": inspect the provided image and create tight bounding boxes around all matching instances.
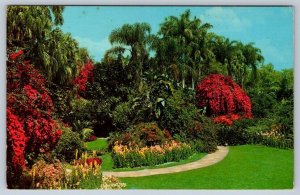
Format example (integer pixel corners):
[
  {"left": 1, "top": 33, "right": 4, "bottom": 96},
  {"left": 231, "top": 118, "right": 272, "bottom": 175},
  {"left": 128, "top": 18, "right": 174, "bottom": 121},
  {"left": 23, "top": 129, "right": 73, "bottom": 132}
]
[
  {"left": 273, "top": 99, "right": 293, "bottom": 138},
  {"left": 188, "top": 117, "right": 218, "bottom": 153},
  {"left": 67, "top": 98, "right": 94, "bottom": 132},
  {"left": 159, "top": 90, "right": 199, "bottom": 135},
  {"left": 53, "top": 129, "right": 85, "bottom": 162},
  {"left": 111, "top": 101, "right": 133, "bottom": 131},
  {"left": 82, "top": 128, "right": 94, "bottom": 141},
  {"left": 216, "top": 119, "right": 254, "bottom": 146}
]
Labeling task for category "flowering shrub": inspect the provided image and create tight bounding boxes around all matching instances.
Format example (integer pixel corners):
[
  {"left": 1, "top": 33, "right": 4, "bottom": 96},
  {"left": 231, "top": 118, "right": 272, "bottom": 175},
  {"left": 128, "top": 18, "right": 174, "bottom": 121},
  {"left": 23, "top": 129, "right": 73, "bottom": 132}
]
[
  {"left": 196, "top": 74, "right": 253, "bottom": 118},
  {"left": 260, "top": 124, "right": 286, "bottom": 139},
  {"left": 7, "top": 51, "right": 61, "bottom": 170},
  {"left": 30, "top": 160, "right": 64, "bottom": 189},
  {"left": 73, "top": 60, "right": 94, "bottom": 92},
  {"left": 213, "top": 114, "right": 241, "bottom": 126},
  {"left": 101, "top": 176, "right": 126, "bottom": 189},
  {"left": 112, "top": 140, "right": 193, "bottom": 168},
  {"left": 109, "top": 122, "right": 171, "bottom": 149},
  {"left": 7, "top": 108, "right": 26, "bottom": 169},
  {"left": 247, "top": 130, "right": 293, "bottom": 149},
  {"left": 77, "top": 157, "right": 102, "bottom": 168},
  {"left": 29, "top": 157, "right": 103, "bottom": 189},
  {"left": 188, "top": 119, "right": 218, "bottom": 153},
  {"left": 139, "top": 122, "right": 167, "bottom": 146}
]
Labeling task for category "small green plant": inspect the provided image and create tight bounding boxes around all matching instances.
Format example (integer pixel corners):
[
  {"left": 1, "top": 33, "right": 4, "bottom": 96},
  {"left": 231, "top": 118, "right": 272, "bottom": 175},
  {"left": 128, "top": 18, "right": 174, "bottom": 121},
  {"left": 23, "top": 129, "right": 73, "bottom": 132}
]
[{"left": 82, "top": 128, "right": 94, "bottom": 141}]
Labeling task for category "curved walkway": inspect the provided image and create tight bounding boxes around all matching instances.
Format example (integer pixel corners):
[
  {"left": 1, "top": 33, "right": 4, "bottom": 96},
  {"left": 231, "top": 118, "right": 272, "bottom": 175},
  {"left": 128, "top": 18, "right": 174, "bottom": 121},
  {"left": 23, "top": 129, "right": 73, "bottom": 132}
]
[{"left": 103, "top": 146, "right": 229, "bottom": 178}]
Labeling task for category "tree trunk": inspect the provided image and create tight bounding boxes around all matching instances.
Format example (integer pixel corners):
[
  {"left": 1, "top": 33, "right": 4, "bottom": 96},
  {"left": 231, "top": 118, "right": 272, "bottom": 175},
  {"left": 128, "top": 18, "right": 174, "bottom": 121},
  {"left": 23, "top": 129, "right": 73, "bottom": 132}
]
[
  {"left": 192, "top": 77, "right": 195, "bottom": 90},
  {"left": 182, "top": 78, "right": 185, "bottom": 89}
]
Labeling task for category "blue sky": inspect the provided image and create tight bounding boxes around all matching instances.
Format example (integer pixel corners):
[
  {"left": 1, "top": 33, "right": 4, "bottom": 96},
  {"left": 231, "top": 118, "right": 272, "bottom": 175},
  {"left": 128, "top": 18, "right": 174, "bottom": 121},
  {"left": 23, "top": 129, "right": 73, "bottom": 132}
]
[{"left": 61, "top": 6, "right": 294, "bottom": 70}]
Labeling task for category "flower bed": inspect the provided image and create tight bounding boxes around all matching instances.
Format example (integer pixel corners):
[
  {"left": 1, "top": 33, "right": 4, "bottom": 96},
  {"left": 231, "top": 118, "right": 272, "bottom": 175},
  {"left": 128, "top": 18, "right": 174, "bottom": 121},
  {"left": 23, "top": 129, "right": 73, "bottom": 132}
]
[
  {"left": 112, "top": 140, "right": 193, "bottom": 168},
  {"left": 247, "top": 126, "right": 293, "bottom": 149}
]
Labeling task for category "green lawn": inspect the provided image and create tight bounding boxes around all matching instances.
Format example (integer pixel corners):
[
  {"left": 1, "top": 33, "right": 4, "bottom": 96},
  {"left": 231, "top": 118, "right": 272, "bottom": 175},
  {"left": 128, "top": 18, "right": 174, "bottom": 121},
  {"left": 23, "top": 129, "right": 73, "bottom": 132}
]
[
  {"left": 85, "top": 138, "right": 108, "bottom": 151},
  {"left": 121, "top": 145, "right": 294, "bottom": 189}
]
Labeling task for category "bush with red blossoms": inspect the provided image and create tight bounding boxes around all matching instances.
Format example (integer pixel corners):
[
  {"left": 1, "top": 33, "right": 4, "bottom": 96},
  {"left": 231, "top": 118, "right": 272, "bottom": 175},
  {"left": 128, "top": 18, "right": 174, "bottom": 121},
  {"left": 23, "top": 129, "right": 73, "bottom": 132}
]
[
  {"left": 213, "top": 114, "right": 241, "bottom": 126},
  {"left": 7, "top": 108, "right": 26, "bottom": 169},
  {"left": 73, "top": 60, "right": 94, "bottom": 93},
  {"left": 196, "top": 74, "right": 253, "bottom": 121},
  {"left": 7, "top": 50, "right": 61, "bottom": 169}
]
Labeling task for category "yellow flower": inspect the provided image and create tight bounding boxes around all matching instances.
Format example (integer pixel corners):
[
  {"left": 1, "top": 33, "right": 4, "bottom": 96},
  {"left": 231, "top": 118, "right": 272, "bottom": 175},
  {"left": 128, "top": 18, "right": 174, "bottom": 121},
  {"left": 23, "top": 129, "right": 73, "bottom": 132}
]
[
  {"left": 32, "top": 167, "right": 36, "bottom": 177},
  {"left": 75, "top": 149, "right": 78, "bottom": 160}
]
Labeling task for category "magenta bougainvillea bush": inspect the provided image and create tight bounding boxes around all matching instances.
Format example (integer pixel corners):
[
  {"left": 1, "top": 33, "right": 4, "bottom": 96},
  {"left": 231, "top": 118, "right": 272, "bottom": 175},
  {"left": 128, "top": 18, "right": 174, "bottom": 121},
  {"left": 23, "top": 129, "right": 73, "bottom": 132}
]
[
  {"left": 196, "top": 74, "right": 253, "bottom": 125},
  {"left": 7, "top": 50, "right": 62, "bottom": 170},
  {"left": 73, "top": 60, "right": 94, "bottom": 93}
]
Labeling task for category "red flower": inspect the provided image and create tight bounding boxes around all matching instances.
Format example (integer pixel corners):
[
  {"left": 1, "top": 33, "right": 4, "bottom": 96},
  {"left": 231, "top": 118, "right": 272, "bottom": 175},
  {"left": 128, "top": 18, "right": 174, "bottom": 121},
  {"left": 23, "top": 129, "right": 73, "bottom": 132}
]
[
  {"left": 9, "top": 50, "right": 24, "bottom": 60},
  {"left": 86, "top": 157, "right": 102, "bottom": 167}
]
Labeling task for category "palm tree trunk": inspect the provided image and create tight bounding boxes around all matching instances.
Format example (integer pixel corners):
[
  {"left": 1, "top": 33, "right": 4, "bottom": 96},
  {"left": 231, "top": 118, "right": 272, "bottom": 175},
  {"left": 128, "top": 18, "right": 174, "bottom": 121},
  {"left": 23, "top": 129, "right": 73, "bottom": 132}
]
[{"left": 192, "top": 77, "right": 195, "bottom": 90}]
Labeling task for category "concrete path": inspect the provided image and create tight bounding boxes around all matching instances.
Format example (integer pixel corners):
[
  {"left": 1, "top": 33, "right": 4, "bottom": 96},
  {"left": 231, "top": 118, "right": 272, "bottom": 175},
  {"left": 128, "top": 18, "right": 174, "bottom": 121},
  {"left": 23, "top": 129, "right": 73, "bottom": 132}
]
[{"left": 102, "top": 146, "right": 229, "bottom": 178}]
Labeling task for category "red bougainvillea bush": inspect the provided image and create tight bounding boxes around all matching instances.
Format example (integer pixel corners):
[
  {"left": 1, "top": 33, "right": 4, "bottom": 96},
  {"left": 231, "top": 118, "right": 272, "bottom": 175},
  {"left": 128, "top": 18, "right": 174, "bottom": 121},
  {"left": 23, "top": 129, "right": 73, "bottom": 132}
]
[
  {"left": 7, "top": 50, "right": 61, "bottom": 171},
  {"left": 73, "top": 60, "right": 94, "bottom": 93},
  {"left": 196, "top": 74, "right": 253, "bottom": 125}
]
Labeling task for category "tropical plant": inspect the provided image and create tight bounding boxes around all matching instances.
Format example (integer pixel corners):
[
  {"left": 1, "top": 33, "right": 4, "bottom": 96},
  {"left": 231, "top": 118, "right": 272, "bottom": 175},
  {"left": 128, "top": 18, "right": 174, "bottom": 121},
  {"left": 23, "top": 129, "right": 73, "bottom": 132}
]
[
  {"left": 158, "top": 9, "right": 213, "bottom": 89},
  {"left": 109, "top": 22, "right": 154, "bottom": 88}
]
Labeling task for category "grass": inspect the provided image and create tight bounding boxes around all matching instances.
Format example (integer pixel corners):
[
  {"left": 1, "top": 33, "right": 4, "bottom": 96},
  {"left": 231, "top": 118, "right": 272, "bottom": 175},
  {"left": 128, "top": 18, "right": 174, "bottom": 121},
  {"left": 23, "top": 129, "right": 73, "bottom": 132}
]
[
  {"left": 85, "top": 138, "right": 108, "bottom": 151},
  {"left": 121, "top": 145, "right": 294, "bottom": 189}
]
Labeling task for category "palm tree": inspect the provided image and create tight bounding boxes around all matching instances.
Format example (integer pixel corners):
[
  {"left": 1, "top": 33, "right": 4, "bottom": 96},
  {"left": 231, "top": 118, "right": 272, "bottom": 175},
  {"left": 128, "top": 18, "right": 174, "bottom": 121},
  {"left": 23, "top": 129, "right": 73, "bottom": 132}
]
[
  {"left": 109, "top": 22, "right": 153, "bottom": 88},
  {"left": 158, "top": 9, "right": 213, "bottom": 89},
  {"left": 212, "top": 36, "right": 238, "bottom": 77},
  {"left": 242, "top": 42, "right": 264, "bottom": 80},
  {"left": 159, "top": 10, "right": 194, "bottom": 89}
]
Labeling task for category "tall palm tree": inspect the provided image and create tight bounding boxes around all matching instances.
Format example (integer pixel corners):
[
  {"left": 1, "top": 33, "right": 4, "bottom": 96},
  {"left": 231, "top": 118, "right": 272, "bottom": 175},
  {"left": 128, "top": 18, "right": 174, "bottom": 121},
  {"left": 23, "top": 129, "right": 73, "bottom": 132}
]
[
  {"left": 159, "top": 10, "right": 194, "bottom": 88},
  {"left": 242, "top": 42, "right": 264, "bottom": 80},
  {"left": 109, "top": 22, "right": 153, "bottom": 88},
  {"left": 158, "top": 9, "right": 212, "bottom": 89},
  {"left": 212, "top": 36, "right": 238, "bottom": 77}
]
